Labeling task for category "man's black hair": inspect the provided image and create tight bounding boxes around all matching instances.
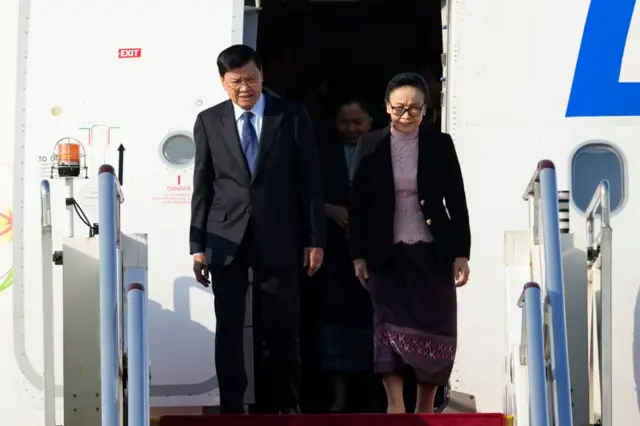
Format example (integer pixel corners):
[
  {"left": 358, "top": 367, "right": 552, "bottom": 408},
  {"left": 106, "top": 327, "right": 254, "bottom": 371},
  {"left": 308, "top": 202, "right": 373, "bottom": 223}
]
[{"left": 217, "top": 44, "right": 262, "bottom": 77}]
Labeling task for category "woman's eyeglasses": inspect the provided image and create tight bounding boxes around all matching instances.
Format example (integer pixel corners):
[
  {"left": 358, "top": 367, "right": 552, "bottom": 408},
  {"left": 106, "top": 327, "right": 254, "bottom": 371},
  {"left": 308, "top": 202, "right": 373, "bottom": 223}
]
[{"left": 390, "top": 105, "right": 424, "bottom": 117}]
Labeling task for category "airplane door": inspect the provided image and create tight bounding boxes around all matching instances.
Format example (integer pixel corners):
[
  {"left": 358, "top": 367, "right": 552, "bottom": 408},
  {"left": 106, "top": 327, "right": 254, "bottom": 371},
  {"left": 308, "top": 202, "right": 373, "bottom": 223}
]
[{"left": 244, "top": 3, "right": 261, "bottom": 49}]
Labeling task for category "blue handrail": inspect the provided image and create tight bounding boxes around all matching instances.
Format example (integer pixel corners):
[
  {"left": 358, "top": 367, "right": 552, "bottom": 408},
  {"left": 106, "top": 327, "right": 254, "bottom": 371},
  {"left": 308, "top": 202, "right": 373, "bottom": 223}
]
[
  {"left": 40, "top": 180, "right": 56, "bottom": 426},
  {"left": 538, "top": 163, "right": 573, "bottom": 426},
  {"left": 98, "top": 165, "right": 121, "bottom": 426},
  {"left": 523, "top": 160, "right": 574, "bottom": 426},
  {"left": 127, "top": 282, "right": 149, "bottom": 426},
  {"left": 519, "top": 282, "right": 551, "bottom": 426}
]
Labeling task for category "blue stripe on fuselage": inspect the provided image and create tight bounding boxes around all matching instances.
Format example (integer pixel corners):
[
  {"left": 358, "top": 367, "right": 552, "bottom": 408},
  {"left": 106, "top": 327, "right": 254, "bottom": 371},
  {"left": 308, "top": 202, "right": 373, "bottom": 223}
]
[{"left": 566, "top": 0, "right": 640, "bottom": 117}]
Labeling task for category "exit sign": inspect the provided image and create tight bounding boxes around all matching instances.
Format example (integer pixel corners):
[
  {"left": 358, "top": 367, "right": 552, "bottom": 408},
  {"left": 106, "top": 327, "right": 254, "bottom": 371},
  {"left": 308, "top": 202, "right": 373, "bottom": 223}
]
[{"left": 118, "top": 48, "right": 142, "bottom": 59}]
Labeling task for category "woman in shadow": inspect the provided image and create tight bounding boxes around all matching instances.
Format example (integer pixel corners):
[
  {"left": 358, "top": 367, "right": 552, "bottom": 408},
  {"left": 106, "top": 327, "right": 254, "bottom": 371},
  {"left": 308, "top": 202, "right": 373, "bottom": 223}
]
[
  {"left": 349, "top": 72, "right": 471, "bottom": 413},
  {"left": 315, "top": 97, "right": 380, "bottom": 413}
]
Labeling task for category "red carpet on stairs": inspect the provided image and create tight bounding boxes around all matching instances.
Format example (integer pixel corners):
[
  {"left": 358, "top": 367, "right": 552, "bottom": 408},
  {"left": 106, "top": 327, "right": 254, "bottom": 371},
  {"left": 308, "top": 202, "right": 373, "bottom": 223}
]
[{"left": 158, "top": 413, "right": 507, "bottom": 426}]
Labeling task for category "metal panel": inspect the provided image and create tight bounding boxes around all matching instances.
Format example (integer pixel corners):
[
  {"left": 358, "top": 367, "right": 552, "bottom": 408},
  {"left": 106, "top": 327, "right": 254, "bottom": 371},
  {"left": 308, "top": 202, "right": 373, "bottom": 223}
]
[
  {"left": 599, "top": 226, "right": 612, "bottom": 426},
  {"left": 121, "top": 234, "right": 149, "bottom": 270},
  {"left": 243, "top": 9, "right": 259, "bottom": 49},
  {"left": 62, "top": 237, "right": 102, "bottom": 426},
  {"left": 561, "top": 236, "right": 589, "bottom": 426},
  {"left": 231, "top": 0, "right": 245, "bottom": 45}
]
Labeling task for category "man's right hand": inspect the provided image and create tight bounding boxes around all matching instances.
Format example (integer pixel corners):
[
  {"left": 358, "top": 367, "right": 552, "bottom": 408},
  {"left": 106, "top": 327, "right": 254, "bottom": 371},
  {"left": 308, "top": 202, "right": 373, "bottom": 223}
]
[
  {"left": 193, "top": 253, "right": 210, "bottom": 287},
  {"left": 325, "top": 204, "right": 348, "bottom": 229}
]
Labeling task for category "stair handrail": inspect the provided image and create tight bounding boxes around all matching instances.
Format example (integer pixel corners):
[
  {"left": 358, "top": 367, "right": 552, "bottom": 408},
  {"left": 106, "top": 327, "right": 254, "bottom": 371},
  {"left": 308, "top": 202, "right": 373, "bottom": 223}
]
[
  {"left": 98, "top": 165, "right": 125, "bottom": 426},
  {"left": 586, "top": 180, "right": 611, "bottom": 257},
  {"left": 518, "top": 282, "right": 551, "bottom": 426},
  {"left": 126, "top": 282, "right": 149, "bottom": 426},
  {"left": 585, "top": 180, "right": 612, "bottom": 426},
  {"left": 40, "top": 180, "right": 56, "bottom": 426},
  {"left": 522, "top": 160, "right": 574, "bottom": 426}
]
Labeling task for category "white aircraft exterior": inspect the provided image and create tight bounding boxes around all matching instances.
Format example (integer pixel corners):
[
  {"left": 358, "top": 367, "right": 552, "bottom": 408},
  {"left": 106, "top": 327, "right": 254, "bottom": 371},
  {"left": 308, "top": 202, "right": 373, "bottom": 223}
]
[{"left": 0, "top": 0, "right": 638, "bottom": 425}]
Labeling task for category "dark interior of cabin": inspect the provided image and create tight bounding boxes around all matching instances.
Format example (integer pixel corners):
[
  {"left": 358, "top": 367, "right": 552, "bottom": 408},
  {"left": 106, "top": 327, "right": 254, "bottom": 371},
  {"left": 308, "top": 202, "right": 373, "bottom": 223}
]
[
  {"left": 249, "top": 0, "right": 448, "bottom": 414},
  {"left": 256, "top": 0, "right": 444, "bottom": 129}
]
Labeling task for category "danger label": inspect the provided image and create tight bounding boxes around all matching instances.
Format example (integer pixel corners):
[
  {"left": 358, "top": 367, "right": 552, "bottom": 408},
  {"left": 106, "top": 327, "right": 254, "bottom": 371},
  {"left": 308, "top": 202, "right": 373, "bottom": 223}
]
[{"left": 152, "top": 175, "right": 192, "bottom": 204}]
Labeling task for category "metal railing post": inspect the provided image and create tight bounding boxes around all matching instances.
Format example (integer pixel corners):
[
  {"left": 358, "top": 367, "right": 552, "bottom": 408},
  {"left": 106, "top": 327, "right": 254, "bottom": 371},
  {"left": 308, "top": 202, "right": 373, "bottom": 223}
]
[
  {"left": 143, "top": 284, "right": 150, "bottom": 426},
  {"left": 98, "top": 165, "right": 120, "bottom": 426},
  {"left": 523, "top": 160, "right": 574, "bottom": 426},
  {"left": 586, "top": 180, "right": 612, "bottom": 426},
  {"left": 40, "top": 180, "right": 56, "bottom": 426},
  {"left": 518, "top": 282, "right": 551, "bottom": 426},
  {"left": 538, "top": 161, "right": 573, "bottom": 426},
  {"left": 599, "top": 225, "right": 612, "bottom": 426},
  {"left": 586, "top": 180, "right": 610, "bottom": 256},
  {"left": 127, "top": 282, "right": 148, "bottom": 426}
]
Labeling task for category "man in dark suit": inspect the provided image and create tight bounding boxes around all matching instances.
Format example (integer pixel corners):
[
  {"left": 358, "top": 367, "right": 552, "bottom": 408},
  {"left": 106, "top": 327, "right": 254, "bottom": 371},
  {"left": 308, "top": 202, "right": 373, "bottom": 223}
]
[{"left": 189, "top": 44, "right": 326, "bottom": 415}]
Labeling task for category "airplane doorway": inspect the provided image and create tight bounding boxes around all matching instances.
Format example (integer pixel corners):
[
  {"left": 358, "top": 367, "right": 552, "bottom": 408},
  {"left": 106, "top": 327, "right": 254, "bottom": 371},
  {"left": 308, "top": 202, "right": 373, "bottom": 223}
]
[
  {"left": 255, "top": 0, "right": 444, "bottom": 130},
  {"left": 250, "top": 0, "right": 449, "bottom": 414}
]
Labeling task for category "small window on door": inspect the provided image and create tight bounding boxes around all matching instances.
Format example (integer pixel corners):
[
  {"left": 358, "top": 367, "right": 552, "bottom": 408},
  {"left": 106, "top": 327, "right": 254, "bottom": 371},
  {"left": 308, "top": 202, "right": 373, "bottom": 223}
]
[
  {"left": 160, "top": 132, "right": 196, "bottom": 169},
  {"left": 570, "top": 142, "right": 625, "bottom": 214}
]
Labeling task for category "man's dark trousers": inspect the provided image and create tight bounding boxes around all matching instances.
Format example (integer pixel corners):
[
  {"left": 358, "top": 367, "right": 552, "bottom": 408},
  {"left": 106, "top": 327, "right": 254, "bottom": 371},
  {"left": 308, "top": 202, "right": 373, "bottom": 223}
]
[{"left": 210, "top": 228, "right": 301, "bottom": 414}]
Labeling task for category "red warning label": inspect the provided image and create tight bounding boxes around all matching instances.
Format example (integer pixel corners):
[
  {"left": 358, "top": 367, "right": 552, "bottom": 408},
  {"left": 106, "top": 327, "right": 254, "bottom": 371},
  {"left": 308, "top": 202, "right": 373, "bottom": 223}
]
[{"left": 152, "top": 175, "right": 192, "bottom": 204}]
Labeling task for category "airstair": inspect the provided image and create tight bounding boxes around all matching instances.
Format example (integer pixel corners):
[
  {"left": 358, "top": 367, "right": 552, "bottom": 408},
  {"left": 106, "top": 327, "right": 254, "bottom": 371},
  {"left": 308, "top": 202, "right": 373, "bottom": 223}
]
[
  {"left": 504, "top": 160, "right": 612, "bottom": 426},
  {"left": 37, "top": 159, "right": 612, "bottom": 426}
]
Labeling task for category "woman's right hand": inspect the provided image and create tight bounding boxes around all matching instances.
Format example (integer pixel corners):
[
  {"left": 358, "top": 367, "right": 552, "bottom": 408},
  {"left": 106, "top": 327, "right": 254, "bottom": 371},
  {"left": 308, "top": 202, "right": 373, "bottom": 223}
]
[
  {"left": 325, "top": 203, "right": 349, "bottom": 229},
  {"left": 353, "top": 258, "right": 370, "bottom": 288}
]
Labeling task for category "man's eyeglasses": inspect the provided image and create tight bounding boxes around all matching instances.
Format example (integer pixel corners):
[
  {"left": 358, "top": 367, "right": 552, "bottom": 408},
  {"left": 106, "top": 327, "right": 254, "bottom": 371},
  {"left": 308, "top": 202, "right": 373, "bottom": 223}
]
[
  {"left": 390, "top": 105, "right": 424, "bottom": 117},
  {"left": 225, "top": 77, "right": 262, "bottom": 90}
]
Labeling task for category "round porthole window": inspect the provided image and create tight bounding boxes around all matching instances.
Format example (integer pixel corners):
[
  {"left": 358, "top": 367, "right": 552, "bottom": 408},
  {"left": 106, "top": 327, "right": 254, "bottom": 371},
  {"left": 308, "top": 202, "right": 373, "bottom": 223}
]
[
  {"left": 570, "top": 141, "right": 625, "bottom": 214},
  {"left": 160, "top": 132, "right": 196, "bottom": 168}
]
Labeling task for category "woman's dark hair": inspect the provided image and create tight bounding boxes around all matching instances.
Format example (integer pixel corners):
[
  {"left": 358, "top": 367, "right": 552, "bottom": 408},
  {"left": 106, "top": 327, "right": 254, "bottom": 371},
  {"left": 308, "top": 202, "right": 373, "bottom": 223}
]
[
  {"left": 334, "top": 96, "right": 373, "bottom": 117},
  {"left": 384, "top": 72, "right": 429, "bottom": 101},
  {"left": 217, "top": 44, "right": 262, "bottom": 77}
]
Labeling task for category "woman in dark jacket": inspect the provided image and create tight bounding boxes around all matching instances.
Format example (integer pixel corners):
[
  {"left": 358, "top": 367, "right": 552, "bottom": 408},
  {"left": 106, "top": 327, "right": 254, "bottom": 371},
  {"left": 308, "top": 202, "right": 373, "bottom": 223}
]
[
  {"left": 349, "top": 72, "right": 471, "bottom": 413},
  {"left": 316, "top": 97, "right": 378, "bottom": 412}
]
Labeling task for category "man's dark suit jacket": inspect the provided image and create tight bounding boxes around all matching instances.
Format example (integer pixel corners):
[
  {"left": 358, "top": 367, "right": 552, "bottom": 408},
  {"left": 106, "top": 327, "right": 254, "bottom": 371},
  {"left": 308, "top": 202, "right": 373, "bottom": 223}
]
[
  {"left": 189, "top": 94, "right": 326, "bottom": 268},
  {"left": 349, "top": 126, "right": 471, "bottom": 270}
]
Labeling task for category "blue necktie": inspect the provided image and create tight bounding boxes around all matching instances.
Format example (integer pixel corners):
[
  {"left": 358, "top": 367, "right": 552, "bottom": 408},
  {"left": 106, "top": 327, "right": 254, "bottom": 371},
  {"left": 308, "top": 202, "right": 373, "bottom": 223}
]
[{"left": 241, "top": 111, "right": 258, "bottom": 175}]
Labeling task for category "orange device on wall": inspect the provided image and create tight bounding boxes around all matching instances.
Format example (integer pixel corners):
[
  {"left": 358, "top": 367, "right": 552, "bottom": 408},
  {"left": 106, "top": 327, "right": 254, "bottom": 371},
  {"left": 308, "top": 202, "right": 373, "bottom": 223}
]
[{"left": 57, "top": 140, "right": 81, "bottom": 177}]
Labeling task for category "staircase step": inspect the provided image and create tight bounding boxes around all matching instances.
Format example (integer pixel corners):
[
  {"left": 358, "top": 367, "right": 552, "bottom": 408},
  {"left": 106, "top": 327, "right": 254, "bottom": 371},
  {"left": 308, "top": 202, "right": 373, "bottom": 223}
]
[{"left": 157, "top": 413, "right": 509, "bottom": 426}]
